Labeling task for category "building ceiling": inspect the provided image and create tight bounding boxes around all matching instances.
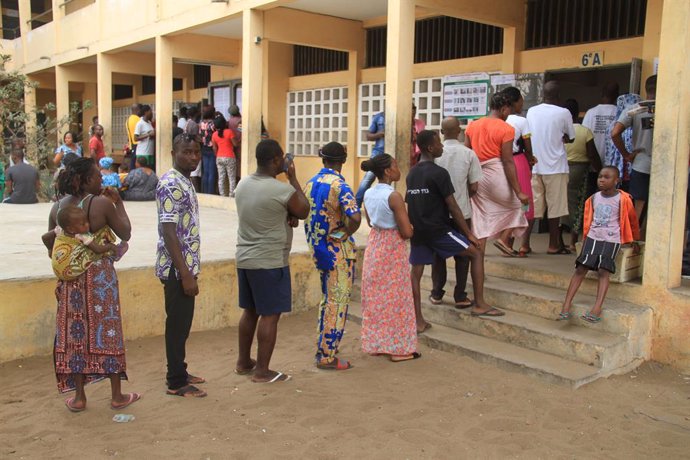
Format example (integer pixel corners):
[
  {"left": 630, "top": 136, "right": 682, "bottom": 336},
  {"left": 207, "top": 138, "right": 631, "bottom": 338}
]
[{"left": 285, "top": 0, "right": 387, "bottom": 21}]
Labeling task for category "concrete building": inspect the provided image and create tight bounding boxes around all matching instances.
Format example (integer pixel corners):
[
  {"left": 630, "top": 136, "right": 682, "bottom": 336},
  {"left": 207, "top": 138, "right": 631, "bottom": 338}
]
[{"left": 1, "top": 0, "right": 688, "bottom": 373}]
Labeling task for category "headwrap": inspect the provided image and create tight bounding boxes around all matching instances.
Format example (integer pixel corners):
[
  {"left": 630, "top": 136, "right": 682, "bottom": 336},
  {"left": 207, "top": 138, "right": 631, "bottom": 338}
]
[{"left": 99, "top": 157, "right": 114, "bottom": 169}]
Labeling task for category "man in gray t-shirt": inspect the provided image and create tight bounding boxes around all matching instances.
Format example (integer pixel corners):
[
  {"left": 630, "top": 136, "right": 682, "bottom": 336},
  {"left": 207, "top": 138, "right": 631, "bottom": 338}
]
[
  {"left": 234, "top": 139, "right": 309, "bottom": 383},
  {"left": 3, "top": 151, "right": 39, "bottom": 204},
  {"left": 612, "top": 75, "right": 656, "bottom": 224}
]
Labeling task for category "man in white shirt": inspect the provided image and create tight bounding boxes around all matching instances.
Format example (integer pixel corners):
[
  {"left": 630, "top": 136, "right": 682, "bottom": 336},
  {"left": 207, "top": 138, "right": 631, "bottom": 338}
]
[
  {"left": 526, "top": 81, "right": 576, "bottom": 254},
  {"left": 430, "top": 117, "right": 482, "bottom": 308},
  {"left": 582, "top": 82, "right": 619, "bottom": 163},
  {"left": 134, "top": 104, "right": 156, "bottom": 170}
]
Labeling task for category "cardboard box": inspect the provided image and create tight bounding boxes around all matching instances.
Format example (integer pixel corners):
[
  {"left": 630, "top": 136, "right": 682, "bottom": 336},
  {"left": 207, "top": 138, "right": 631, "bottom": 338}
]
[{"left": 575, "top": 241, "right": 645, "bottom": 283}]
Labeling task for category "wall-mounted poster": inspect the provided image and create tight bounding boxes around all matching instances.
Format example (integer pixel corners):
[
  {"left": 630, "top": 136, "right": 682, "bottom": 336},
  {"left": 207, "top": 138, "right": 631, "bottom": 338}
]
[{"left": 442, "top": 73, "right": 490, "bottom": 119}]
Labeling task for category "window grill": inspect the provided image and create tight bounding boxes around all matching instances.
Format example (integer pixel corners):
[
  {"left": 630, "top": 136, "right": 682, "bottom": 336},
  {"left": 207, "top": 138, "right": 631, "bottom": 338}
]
[
  {"left": 293, "top": 45, "right": 349, "bottom": 76},
  {"left": 193, "top": 65, "right": 211, "bottom": 89},
  {"left": 525, "top": 0, "right": 647, "bottom": 49},
  {"left": 366, "top": 16, "right": 504, "bottom": 68}
]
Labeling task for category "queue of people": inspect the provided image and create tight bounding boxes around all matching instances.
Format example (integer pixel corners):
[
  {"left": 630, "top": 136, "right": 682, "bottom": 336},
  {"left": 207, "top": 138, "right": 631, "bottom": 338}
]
[{"left": 31, "top": 74, "right": 677, "bottom": 413}]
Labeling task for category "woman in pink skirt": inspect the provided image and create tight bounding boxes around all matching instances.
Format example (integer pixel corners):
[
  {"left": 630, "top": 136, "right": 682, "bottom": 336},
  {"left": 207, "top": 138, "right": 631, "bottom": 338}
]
[
  {"left": 465, "top": 93, "right": 529, "bottom": 257},
  {"left": 360, "top": 154, "right": 420, "bottom": 362},
  {"left": 504, "top": 86, "right": 537, "bottom": 257}
]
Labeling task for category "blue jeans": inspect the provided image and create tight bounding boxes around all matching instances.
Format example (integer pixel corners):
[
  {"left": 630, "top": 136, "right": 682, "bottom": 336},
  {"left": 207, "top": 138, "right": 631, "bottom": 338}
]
[
  {"left": 355, "top": 150, "right": 383, "bottom": 207},
  {"left": 201, "top": 147, "right": 217, "bottom": 194}
]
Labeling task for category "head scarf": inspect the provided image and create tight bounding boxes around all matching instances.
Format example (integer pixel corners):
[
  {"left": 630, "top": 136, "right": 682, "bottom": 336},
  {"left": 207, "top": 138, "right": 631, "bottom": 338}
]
[{"left": 99, "top": 157, "right": 114, "bottom": 169}]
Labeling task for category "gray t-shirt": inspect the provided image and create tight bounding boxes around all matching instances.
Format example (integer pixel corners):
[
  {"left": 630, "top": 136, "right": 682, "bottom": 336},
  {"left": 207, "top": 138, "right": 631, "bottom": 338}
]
[
  {"left": 6, "top": 162, "right": 39, "bottom": 204},
  {"left": 618, "top": 104, "right": 654, "bottom": 174},
  {"left": 134, "top": 118, "right": 155, "bottom": 157},
  {"left": 235, "top": 174, "right": 295, "bottom": 269}
]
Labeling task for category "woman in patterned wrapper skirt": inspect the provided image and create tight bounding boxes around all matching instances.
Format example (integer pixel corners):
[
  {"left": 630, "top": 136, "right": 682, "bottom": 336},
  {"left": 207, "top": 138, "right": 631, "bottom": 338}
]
[
  {"left": 360, "top": 154, "right": 420, "bottom": 362},
  {"left": 43, "top": 158, "right": 141, "bottom": 413}
]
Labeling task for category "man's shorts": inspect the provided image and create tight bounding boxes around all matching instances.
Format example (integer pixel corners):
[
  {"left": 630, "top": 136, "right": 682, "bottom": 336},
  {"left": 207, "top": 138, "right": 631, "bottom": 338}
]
[
  {"left": 409, "top": 230, "right": 470, "bottom": 265},
  {"left": 532, "top": 173, "right": 569, "bottom": 219},
  {"left": 238, "top": 266, "right": 292, "bottom": 316},
  {"left": 629, "top": 170, "right": 650, "bottom": 202}
]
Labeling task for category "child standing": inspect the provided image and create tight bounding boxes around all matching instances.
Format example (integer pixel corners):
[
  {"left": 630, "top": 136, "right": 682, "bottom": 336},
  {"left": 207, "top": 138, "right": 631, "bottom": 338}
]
[
  {"left": 559, "top": 166, "right": 640, "bottom": 322},
  {"left": 44, "top": 205, "right": 128, "bottom": 281},
  {"left": 360, "top": 154, "right": 419, "bottom": 362}
]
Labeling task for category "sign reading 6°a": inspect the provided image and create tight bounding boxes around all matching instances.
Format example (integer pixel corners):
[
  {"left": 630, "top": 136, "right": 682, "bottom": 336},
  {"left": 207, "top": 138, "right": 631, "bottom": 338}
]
[{"left": 581, "top": 51, "right": 604, "bottom": 68}]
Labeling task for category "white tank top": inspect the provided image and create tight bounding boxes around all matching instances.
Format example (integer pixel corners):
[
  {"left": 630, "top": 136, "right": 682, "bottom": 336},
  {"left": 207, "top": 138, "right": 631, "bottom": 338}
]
[{"left": 363, "top": 183, "right": 397, "bottom": 229}]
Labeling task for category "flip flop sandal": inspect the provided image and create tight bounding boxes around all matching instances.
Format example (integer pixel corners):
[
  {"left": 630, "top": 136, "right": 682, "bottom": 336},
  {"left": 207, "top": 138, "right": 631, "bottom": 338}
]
[
  {"left": 111, "top": 392, "right": 141, "bottom": 410},
  {"left": 454, "top": 299, "right": 474, "bottom": 309},
  {"left": 493, "top": 240, "right": 516, "bottom": 257},
  {"left": 470, "top": 307, "right": 506, "bottom": 317},
  {"left": 235, "top": 360, "right": 257, "bottom": 375},
  {"left": 556, "top": 312, "right": 572, "bottom": 321},
  {"left": 428, "top": 295, "right": 443, "bottom": 305},
  {"left": 517, "top": 248, "right": 530, "bottom": 258},
  {"left": 581, "top": 313, "right": 602, "bottom": 323},
  {"left": 316, "top": 357, "right": 353, "bottom": 371},
  {"left": 253, "top": 371, "right": 292, "bottom": 383},
  {"left": 187, "top": 374, "right": 206, "bottom": 384},
  {"left": 166, "top": 385, "right": 207, "bottom": 398},
  {"left": 65, "top": 397, "right": 85, "bottom": 413},
  {"left": 547, "top": 247, "right": 573, "bottom": 255},
  {"left": 390, "top": 352, "right": 422, "bottom": 362}
]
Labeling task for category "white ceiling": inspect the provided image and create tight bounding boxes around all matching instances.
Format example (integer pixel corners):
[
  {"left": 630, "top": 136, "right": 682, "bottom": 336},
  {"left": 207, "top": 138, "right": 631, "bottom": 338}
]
[
  {"left": 286, "top": 0, "right": 387, "bottom": 21},
  {"left": 126, "top": 40, "right": 156, "bottom": 53},
  {"left": 192, "top": 17, "right": 243, "bottom": 39}
]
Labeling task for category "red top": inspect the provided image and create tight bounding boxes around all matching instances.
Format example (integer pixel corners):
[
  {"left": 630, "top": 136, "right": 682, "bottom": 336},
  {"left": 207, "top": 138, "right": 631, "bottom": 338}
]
[
  {"left": 465, "top": 117, "right": 515, "bottom": 162},
  {"left": 89, "top": 136, "right": 106, "bottom": 161},
  {"left": 212, "top": 129, "right": 236, "bottom": 158}
]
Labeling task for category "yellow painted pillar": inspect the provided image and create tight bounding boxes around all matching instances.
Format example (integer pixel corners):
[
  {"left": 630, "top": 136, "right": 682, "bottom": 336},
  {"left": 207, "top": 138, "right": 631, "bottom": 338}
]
[
  {"left": 501, "top": 25, "right": 523, "bottom": 74},
  {"left": 385, "top": 0, "right": 415, "bottom": 194},
  {"left": 97, "top": 53, "right": 113, "bottom": 155},
  {"left": 51, "top": 0, "right": 63, "bottom": 52},
  {"left": 24, "top": 83, "right": 38, "bottom": 163},
  {"left": 155, "top": 35, "right": 174, "bottom": 173},
  {"left": 55, "top": 65, "right": 70, "bottom": 142},
  {"left": 346, "top": 50, "right": 361, "bottom": 186},
  {"left": 643, "top": 0, "right": 690, "bottom": 289},
  {"left": 641, "top": 0, "right": 663, "bottom": 89},
  {"left": 18, "top": 0, "right": 31, "bottom": 63},
  {"left": 241, "top": 8, "right": 264, "bottom": 177}
]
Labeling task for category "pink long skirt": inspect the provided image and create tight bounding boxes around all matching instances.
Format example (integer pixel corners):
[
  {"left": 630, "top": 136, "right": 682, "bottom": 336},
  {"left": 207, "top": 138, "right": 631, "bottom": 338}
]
[
  {"left": 513, "top": 153, "right": 535, "bottom": 220},
  {"left": 471, "top": 157, "right": 528, "bottom": 240},
  {"left": 361, "top": 227, "right": 417, "bottom": 356}
]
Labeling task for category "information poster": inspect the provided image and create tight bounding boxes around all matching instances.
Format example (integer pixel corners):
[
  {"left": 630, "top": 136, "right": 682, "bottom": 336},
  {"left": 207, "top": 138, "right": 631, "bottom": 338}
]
[{"left": 442, "top": 73, "right": 490, "bottom": 119}]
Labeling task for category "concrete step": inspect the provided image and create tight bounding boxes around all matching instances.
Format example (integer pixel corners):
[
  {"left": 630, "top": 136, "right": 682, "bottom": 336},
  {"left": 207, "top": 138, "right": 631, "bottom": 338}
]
[
  {"left": 347, "top": 301, "right": 603, "bottom": 388},
  {"left": 419, "top": 274, "right": 653, "bottom": 341},
  {"left": 419, "top": 301, "right": 628, "bottom": 369}
]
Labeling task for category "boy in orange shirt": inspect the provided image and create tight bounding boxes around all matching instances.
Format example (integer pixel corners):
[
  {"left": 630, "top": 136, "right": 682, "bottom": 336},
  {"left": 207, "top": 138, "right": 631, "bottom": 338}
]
[{"left": 558, "top": 166, "right": 640, "bottom": 323}]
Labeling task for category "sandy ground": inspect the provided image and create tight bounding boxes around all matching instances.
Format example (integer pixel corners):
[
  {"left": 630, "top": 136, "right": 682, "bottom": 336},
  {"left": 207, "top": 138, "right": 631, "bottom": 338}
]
[{"left": 2, "top": 312, "right": 689, "bottom": 460}]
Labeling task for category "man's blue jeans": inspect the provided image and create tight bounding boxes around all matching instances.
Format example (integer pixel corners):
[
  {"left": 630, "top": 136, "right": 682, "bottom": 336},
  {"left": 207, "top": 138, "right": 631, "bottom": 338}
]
[{"left": 355, "top": 150, "right": 383, "bottom": 207}]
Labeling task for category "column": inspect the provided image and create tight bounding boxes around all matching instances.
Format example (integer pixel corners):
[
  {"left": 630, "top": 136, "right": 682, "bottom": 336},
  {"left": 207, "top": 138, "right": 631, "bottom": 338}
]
[
  {"left": 501, "top": 25, "right": 523, "bottom": 74},
  {"left": 18, "top": 0, "right": 31, "bottom": 62},
  {"left": 241, "top": 8, "right": 264, "bottom": 177},
  {"left": 97, "top": 53, "right": 113, "bottom": 155},
  {"left": 385, "top": 0, "right": 415, "bottom": 194},
  {"left": 641, "top": 0, "right": 663, "bottom": 89},
  {"left": 24, "top": 83, "right": 37, "bottom": 162},
  {"left": 643, "top": 0, "right": 690, "bottom": 289},
  {"left": 346, "top": 50, "right": 361, "bottom": 185},
  {"left": 51, "top": 0, "right": 63, "bottom": 52},
  {"left": 55, "top": 65, "right": 70, "bottom": 142},
  {"left": 155, "top": 35, "right": 174, "bottom": 172}
]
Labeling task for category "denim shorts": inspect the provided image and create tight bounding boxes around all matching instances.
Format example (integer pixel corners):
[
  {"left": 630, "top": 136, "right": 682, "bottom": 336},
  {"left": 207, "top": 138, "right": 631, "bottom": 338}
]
[{"left": 238, "top": 266, "right": 292, "bottom": 315}]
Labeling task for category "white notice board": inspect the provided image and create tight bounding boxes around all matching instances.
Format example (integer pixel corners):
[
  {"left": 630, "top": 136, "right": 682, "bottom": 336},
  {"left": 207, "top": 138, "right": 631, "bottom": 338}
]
[{"left": 442, "top": 73, "right": 490, "bottom": 119}]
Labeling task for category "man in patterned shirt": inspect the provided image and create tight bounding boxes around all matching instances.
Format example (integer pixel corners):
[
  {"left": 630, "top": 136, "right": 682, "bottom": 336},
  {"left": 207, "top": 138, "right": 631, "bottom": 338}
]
[
  {"left": 156, "top": 134, "right": 206, "bottom": 398},
  {"left": 304, "top": 142, "right": 361, "bottom": 370}
]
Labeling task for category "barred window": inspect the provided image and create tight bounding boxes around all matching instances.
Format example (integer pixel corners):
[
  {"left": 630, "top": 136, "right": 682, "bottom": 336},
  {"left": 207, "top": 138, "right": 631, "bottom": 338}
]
[
  {"left": 293, "top": 45, "right": 349, "bottom": 76},
  {"left": 366, "top": 16, "right": 504, "bottom": 68},
  {"left": 525, "top": 0, "right": 647, "bottom": 49}
]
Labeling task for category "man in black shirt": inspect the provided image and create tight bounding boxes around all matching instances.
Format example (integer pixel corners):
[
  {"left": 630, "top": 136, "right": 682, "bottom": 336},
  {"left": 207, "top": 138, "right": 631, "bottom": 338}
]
[{"left": 406, "top": 130, "right": 504, "bottom": 331}]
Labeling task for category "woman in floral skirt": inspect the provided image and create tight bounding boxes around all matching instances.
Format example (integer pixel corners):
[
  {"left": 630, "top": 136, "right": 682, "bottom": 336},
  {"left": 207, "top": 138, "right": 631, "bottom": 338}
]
[{"left": 360, "top": 154, "right": 420, "bottom": 362}]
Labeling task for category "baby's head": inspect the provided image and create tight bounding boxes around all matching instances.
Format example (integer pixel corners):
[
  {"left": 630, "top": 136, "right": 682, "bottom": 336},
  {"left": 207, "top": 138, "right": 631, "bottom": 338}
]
[
  {"left": 119, "top": 162, "right": 130, "bottom": 174},
  {"left": 99, "top": 157, "right": 116, "bottom": 172},
  {"left": 57, "top": 206, "right": 89, "bottom": 235}
]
